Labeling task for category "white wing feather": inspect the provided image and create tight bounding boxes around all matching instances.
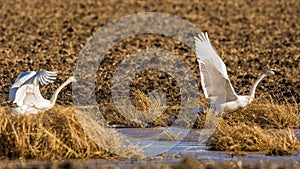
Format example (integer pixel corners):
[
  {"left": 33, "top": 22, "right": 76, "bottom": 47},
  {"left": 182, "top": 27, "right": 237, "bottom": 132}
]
[
  {"left": 9, "top": 69, "right": 57, "bottom": 107},
  {"left": 9, "top": 71, "right": 36, "bottom": 101},
  {"left": 24, "top": 69, "right": 57, "bottom": 86},
  {"left": 13, "top": 85, "right": 28, "bottom": 106},
  {"left": 195, "top": 32, "right": 237, "bottom": 103}
]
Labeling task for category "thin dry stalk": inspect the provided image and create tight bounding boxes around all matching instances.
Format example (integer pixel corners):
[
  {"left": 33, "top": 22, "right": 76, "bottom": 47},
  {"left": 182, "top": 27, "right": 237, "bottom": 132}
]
[
  {"left": 117, "top": 89, "right": 166, "bottom": 127},
  {"left": 208, "top": 97, "right": 300, "bottom": 155},
  {"left": 0, "top": 106, "right": 111, "bottom": 160}
]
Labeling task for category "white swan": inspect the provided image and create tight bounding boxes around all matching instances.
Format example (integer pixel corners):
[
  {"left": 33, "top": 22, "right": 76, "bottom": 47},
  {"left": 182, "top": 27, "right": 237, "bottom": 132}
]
[
  {"left": 193, "top": 32, "right": 275, "bottom": 115},
  {"left": 9, "top": 69, "right": 76, "bottom": 114}
]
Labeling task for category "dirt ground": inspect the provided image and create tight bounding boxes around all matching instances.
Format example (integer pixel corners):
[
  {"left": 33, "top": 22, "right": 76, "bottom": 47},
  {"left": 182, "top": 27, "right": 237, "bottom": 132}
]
[{"left": 0, "top": 0, "right": 299, "bottom": 113}]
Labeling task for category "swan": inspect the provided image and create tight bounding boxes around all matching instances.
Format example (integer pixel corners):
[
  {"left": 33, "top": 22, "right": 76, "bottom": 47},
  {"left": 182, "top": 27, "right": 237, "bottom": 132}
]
[
  {"left": 192, "top": 32, "right": 275, "bottom": 115},
  {"left": 9, "top": 69, "right": 76, "bottom": 114}
]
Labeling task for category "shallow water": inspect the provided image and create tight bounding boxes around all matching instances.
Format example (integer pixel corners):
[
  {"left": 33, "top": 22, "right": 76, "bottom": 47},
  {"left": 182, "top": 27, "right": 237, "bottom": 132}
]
[
  {"left": 114, "top": 128, "right": 300, "bottom": 156},
  {"left": 2, "top": 128, "right": 300, "bottom": 168},
  {"left": 100, "top": 128, "right": 300, "bottom": 167}
]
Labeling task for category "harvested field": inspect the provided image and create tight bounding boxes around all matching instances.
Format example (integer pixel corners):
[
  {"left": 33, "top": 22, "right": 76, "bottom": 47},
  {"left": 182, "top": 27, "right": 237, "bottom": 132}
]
[{"left": 0, "top": 0, "right": 299, "bottom": 107}]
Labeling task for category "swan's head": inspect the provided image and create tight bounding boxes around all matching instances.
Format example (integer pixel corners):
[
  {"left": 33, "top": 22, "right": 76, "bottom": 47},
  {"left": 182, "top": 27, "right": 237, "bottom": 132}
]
[
  {"left": 264, "top": 70, "right": 275, "bottom": 76},
  {"left": 68, "top": 76, "right": 77, "bottom": 82}
]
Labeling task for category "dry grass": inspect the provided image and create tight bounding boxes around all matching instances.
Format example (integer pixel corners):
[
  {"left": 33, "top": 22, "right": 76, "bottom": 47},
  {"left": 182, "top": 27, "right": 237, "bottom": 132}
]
[
  {"left": 206, "top": 96, "right": 300, "bottom": 155},
  {"left": 103, "top": 88, "right": 201, "bottom": 128},
  {"left": 1, "top": 93, "right": 299, "bottom": 160},
  {"left": 222, "top": 96, "right": 300, "bottom": 129},
  {"left": 0, "top": 105, "right": 142, "bottom": 160},
  {"left": 131, "top": 88, "right": 152, "bottom": 112},
  {"left": 209, "top": 122, "right": 299, "bottom": 155},
  {"left": 0, "top": 88, "right": 201, "bottom": 160},
  {"left": 117, "top": 88, "right": 166, "bottom": 127}
]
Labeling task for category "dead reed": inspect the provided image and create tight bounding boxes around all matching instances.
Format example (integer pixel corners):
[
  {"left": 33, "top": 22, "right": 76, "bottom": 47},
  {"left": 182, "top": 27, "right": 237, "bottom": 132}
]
[
  {"left": 0, "top": 93, "right": 299, "bottom": 160},
  {"left": 207, "top": 96, "right": 300, "bottom": 155},
  {"left": 0, "top": 105, "right": 141, "bottom": 160}
]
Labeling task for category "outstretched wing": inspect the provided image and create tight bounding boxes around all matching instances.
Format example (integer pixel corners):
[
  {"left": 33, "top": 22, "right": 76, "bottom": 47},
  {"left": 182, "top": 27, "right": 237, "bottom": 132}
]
[
  {"left": 9, "top": 69, "right": 57, "bottom": 106},
  {"left": 25, "top": 69, "right": 57, "bottom": 86},
  {"left": 194, "top": 32, "right": 237, "bottom": 103},
  {"left": 9, "top": 71, "right": 36, "bottom": 101}
]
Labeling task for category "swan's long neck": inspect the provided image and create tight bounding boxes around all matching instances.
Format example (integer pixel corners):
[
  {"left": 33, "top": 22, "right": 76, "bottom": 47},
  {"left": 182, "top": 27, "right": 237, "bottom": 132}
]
[
  {"left": 49, "top": 78, "right": 74, "bottom": 107},
  {"left": 249, "top": 73, "right": 268, "bottom": 98}
]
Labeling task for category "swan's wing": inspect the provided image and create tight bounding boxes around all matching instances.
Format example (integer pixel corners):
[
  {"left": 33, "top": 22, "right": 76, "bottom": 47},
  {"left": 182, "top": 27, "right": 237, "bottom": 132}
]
[
  {"left": 22, "top": 69, "right": 56, "bottom": 107},
  {"left": 32, "top": 69, "right": 57, "bottom": 86},
  {"left": 14, "top": 84, "right": 50, "bottom": 108},
  {"left": 9, "top": 70, "right": 56, "bottom": 101},
  {"left": 13, "top": 85, "right": 29, "bottom": 106},
  {"left": 9, "top": 71, "right": 36, "bottom": 101},
  {"left": 10, "top": 69, "right": 56, "bottom": 109},
  {"left": 24, "top": 90, "right": 51, "bottom": 109},
  {"left": 194, "top": 32, "right": 238, "bottom": 103}
]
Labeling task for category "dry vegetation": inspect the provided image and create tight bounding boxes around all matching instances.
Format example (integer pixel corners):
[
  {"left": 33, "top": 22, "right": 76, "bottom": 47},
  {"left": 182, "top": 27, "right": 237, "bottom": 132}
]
[
  {"left": 0, "top": 105, "right": 143, "bottom": 160},
  {"left": 204, "top": 96, "right": 300, "bottom": 155},
  {"left": 0, "top": 106, "right": 106, "bottom": 160},
  {"left": 0, "top": 94, "right": 299, "bottom": 161}
]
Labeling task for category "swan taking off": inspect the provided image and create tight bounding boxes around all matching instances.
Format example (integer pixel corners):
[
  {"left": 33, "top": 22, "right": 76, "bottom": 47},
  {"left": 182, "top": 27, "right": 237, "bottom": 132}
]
[
  {"left": 193, "top": 32, "right": 275, "bottom": 115},
  {"left": 9, "top": 69, "right": 76, "bottom": 114}
]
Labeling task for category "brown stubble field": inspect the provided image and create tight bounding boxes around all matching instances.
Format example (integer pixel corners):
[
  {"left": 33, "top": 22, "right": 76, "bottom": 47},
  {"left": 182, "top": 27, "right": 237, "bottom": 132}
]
[
  {"left": 0, "top": 0, "right": 299, "bottom": 107},
  {"left": 0, "top": 0, "right": 300, "bottom": 165}
]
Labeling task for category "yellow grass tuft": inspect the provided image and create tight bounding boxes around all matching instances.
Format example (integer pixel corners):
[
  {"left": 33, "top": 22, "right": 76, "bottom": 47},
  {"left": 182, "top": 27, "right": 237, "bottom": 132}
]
[
  {"left": 207, "top": 97, "right": 300, "bottom": 155},
  {"left": 222, "top": 97, "right": 300, "bottom": 129},
  {"left": 209, "top": 122, "right": 300, "bottom": 155},
  {"left": 131, "top": 88, "right": 151, "bottom": 112},
  {"left": 0, "top": 105, "right": 141, "bottom": 160},
  {"left": 121, "top": 88, "right": 165, "bottom": 127}
]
